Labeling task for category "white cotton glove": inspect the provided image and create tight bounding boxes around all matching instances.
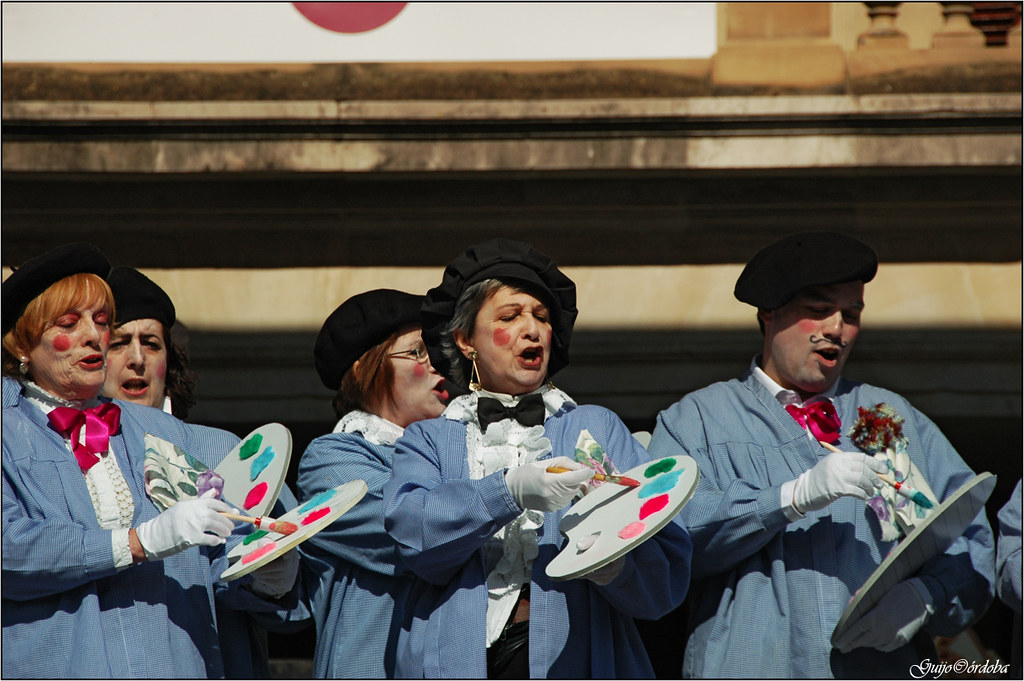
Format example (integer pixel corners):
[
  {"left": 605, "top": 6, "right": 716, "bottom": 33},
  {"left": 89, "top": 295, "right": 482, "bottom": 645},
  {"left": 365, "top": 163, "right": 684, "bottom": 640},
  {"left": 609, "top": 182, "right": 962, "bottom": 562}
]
[
  {"left": 834, "top": 578, "right": 935, "bottom": 653},
  {"left": 249, "top": 546, "right": 299, "bottom": 599},
  {"left": 505, "top": 456, "right": 595, "bottom": 512},
  {"left": 135, "top": 489, "right": 235, "bottom": 561},
  {"left": 792, "top": 451, "right": 887, "bottom": 514},
  {"left": 581, "top": 555, "right": 626, "bottom": 586}
]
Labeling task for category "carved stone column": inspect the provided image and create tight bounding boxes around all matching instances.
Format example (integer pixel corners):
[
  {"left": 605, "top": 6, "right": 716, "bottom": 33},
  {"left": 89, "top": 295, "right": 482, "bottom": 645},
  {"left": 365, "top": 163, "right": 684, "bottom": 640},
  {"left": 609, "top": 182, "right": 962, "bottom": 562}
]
[
  {"left": 933, "top": 2, "right": 987, "bottom": 48},
  {"left": 858, "top": 2, "right": 911, "bottom": 49}
]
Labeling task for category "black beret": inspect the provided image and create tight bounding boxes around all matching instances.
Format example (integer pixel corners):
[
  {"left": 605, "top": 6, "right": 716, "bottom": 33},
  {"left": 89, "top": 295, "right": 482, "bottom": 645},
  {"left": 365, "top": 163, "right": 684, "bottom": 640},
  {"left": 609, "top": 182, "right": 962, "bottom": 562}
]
[
  {"left": 107, "top": 267, "right": 176, "bottom": 330},
  {"left": 314, "top": 289, "right": 423, "bottom": 390},
  {"left": 421, "top": 238, "right": 578, "bottom": 384},
  {"left": 734, "top": 232, "right": 878, "bottom": 310},
  {"left": 2, "top": 242, "right": 110, "bottom": 333}
]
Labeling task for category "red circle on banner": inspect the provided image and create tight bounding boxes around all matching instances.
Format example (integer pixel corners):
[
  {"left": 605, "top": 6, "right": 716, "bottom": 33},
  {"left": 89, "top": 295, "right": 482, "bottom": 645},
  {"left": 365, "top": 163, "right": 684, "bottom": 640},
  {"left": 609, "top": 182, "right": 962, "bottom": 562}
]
[{"left": 293, "top": 2, "right": 407, "bottom": 33}]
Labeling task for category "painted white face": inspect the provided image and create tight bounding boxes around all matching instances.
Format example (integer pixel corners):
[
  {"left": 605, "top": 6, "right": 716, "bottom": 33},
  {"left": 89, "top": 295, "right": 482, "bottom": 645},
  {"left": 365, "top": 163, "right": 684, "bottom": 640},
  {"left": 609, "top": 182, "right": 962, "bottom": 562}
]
[
  {"left": 103, "top": 318, "right": 168, "bottom": 409},
  {"left": 27, "top": 302, "right": 111, "bottom": 401},
  {"left": 456, "top": 286, "right": 553, "bottom": 396},
  {"left": 759, "top": 281, "right": 864, "bottom": 400},
  {"left": 377, "top": 327, "right": 448, "bottom": 428}
]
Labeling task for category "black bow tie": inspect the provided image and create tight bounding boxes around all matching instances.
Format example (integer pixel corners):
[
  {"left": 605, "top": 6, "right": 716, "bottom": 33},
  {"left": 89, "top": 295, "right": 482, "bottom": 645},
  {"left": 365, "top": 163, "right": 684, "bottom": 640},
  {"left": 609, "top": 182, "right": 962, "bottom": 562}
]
[{"left": 477, "top": 393, "right": 546, "bottom": 430}]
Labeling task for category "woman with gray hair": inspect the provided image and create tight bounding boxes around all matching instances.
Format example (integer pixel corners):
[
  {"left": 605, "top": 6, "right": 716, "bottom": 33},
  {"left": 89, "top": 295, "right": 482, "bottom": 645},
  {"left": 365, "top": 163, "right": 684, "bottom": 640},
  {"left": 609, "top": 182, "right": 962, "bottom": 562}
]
[{"left": 384, "top": 238, "right": 693, "bottom": 678}]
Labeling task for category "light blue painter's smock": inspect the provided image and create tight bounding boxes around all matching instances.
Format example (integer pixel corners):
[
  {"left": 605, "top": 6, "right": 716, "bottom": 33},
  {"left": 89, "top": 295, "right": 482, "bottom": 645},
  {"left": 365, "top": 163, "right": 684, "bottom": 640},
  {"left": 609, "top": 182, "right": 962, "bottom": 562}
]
[
  {"left": 648, "top": 372, "right": 995, "bottom": 679},
  {"left": 384, "top": 399, "right": 693, "bottom": 679}
]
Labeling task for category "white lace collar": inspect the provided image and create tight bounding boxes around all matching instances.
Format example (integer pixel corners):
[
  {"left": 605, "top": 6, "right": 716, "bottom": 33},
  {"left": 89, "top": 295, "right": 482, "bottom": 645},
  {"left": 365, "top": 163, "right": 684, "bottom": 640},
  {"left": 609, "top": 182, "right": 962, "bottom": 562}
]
[
  {"left": 332, "top": 409, "right": 404, "bottom": 446},
  {"left": 20, "top": 378, "right": 101, "bottom": 413}
]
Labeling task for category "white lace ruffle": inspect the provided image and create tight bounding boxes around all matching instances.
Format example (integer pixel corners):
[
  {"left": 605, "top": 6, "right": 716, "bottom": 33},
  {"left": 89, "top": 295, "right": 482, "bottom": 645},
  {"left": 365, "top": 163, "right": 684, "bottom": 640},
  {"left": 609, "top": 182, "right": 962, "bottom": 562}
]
[
  {"left": 332, "top": 410, "right": 404, "bottom": 446},
  {"left": 444, "top": 385, "right": 576, "bottom": 645}
]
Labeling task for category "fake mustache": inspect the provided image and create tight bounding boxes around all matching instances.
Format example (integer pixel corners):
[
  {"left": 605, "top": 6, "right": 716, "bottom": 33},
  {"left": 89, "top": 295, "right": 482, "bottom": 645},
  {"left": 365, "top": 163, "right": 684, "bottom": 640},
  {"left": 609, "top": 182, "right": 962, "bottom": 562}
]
[{"left": 809, "top": 335, "right": 848, "bottom": 349}]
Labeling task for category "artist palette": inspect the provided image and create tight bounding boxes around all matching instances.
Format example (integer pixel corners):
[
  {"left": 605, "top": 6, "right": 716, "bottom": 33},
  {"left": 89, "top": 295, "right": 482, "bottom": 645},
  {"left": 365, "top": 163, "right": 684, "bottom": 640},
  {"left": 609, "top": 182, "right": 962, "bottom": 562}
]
[
  {"left": 215, "top": 423, "right": 292, "bottom": 519},
  {"left": 220, "top": 479, "right": 368, "bottom": 582},
  {"left": 546, "top": 455, "right": 699, "bottom": 581},
  {"left": 831, "top": 472, "right": 996, "bottom": 645}
]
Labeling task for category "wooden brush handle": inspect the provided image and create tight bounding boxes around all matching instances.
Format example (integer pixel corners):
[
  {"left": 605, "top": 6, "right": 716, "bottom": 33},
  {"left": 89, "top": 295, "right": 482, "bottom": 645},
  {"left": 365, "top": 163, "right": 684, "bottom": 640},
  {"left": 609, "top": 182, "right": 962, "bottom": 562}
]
[{"left": 219, "top": 511, "right": 260, "bottom": 525}]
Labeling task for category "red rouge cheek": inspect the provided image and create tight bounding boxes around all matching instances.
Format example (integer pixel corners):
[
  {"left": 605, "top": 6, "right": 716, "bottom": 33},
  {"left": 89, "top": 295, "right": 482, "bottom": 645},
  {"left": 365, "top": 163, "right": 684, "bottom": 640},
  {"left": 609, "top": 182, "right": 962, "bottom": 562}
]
[
  {"left": 412, "top": 363, "right": 426, "bottom": 378},
  {"left": 797, "top": 319, "right": 818, "bottom": 334},
  {"left": 52, "top": 334, "right": 71, "bottom": 352},
  {"left": 102, "top": 331, "right": 110, "bottom": 347},
  {"left": 157, "top": 362, "right": 167, "bottom": 380},
  {"left": 492, "top": 328, "right": 511, "bottom": 346}
]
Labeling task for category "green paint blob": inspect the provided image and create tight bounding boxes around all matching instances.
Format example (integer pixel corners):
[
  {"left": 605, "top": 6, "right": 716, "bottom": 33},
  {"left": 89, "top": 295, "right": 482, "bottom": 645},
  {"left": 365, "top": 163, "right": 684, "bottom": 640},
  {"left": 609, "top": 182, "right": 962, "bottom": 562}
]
[
  {"left": 243, "top": 530, "right": 269, "bottom": 545},
  {"left": 238, "top": 433, "right": 264, "bottom": 460},
  {"left": 644, "top": 458, "right": 676, "bottom": 478}
]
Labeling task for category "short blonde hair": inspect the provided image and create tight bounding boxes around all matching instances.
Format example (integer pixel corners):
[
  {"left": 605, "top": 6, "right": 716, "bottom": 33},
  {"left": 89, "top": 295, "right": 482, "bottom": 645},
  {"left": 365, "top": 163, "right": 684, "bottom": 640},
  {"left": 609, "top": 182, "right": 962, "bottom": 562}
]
[{"left": 2, "top": 273, "right": 115, "bottom": 376}]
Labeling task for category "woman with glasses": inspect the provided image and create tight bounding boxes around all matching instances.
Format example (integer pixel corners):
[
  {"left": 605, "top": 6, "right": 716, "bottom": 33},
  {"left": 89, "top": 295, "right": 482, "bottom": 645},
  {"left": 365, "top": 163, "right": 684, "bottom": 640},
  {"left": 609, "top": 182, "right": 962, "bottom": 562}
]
[{"left": 297, "top": 289, "right": 450, "bottom": 678}]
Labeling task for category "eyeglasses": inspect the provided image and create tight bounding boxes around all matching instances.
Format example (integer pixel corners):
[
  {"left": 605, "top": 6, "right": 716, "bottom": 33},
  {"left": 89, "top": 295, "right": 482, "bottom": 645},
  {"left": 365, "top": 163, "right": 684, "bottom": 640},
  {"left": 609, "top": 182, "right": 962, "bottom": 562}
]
[{"left": 387, "top": 345, "right": 430, "bottom": 365}]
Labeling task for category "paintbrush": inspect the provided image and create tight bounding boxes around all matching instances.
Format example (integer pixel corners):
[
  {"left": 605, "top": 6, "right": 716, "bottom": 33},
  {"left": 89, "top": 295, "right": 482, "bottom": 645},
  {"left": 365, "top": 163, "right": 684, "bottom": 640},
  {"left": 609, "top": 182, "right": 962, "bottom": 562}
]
[
  {"left": 220, "top": 511, "right": 299, "bottom": 535},
  {"left": 819, "top": 440, "right": 934, "bottom": 509},
  {"left": 546, "top": 465, "right": 641, "bottom": 488}
]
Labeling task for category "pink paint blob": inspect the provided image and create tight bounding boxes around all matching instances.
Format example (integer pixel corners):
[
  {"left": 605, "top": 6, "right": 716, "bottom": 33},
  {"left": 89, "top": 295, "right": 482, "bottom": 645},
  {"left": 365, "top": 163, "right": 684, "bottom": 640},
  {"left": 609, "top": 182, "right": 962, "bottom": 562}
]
[
  {"left": 639, "top": 494, "right": 670, "bottom": 520},
  {"left": 492, "top": 328, "right": 511, "bottom": 347},
  {"left": 243, "top": 481, "right": 269, "bottom": 510},
  {"left": 52, "top": 334, "right": 71, "bottom": 352},
  {"left": 241, "top": 541, "right": 278, "bottom": 564},
  {"left": 302, "top": 506, "right": 332, "bottom": 525},
  {"left": 618, "top": 521, "right": 646, "bottom": 539}
]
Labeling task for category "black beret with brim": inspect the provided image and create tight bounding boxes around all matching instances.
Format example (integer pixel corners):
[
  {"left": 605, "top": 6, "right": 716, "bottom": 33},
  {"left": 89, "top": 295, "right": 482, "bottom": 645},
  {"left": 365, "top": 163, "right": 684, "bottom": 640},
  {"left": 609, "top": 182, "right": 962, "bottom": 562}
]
[
  {"left": 107, "top": 267, "right": 176, "bottom": 330},
  {"left": 2, "top": 242, "right": 111, "bottom": 333},
  {"left": 421, "top": 238, "right": 578, "bottom": 385},
  {"left": 734, "top": 231, "right": 878, "bottom": 310},
  {"left": 314, "top": 289, "right": 423, "bottom": 390}
]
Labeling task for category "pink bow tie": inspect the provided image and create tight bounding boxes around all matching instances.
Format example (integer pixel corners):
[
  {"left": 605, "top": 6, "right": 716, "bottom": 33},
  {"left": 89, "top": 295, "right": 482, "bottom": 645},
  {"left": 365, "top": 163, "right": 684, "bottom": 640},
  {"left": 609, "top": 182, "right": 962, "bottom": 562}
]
[
  {"left": 785, "top": 401, "right": 841, "bottom": 444},
  {"left": 47, "top": 403, "right": 122, "bottom": 472}
]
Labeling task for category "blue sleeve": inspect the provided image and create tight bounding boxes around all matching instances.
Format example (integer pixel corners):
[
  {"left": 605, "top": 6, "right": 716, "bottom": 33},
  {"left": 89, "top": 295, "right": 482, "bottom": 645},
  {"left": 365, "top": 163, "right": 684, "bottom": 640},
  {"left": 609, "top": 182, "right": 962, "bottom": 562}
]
[
  {"left": 1, "top": 464, "right": 119, "bottom": 600},
  {"left": 297, "top": 435, "right": 401, "bottom": 575},
  {"left": 905, "top": 407, "right": 996, "bottom": 636},
  {"left": 383, "top": 421, "right": 522, "bottom": 585},
  {"left": 996, "top": 480, "right": 1022, "bottom": 614},
  {"left": 648, "top": 399, "right": 789, "bottom": 581},
  {"left": 581, "top": 408, "right": 693, "bottom": 619}
]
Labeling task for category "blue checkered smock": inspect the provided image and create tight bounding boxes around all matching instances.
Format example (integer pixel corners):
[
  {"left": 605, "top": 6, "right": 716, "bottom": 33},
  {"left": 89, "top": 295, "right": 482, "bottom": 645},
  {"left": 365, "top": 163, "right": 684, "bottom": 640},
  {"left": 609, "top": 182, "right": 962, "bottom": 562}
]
[
  {"left": 648, "top": 372, "right": 995, "bottom": 678},
  {"left": 384, "top": 401, "right": 693, "bottom": 679}
]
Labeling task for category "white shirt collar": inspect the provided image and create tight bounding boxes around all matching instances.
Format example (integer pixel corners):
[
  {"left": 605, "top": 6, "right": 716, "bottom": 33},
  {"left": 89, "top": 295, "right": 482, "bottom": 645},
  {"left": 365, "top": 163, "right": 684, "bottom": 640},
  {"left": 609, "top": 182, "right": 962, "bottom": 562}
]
[{"left": 749, "top": 355, "right": 838, "bottom": 408}]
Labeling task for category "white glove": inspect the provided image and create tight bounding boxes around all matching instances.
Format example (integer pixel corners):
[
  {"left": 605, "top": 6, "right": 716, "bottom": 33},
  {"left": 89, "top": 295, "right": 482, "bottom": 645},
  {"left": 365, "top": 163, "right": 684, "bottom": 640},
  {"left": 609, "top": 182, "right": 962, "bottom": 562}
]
[
  {"left": 793, "top": 451, "right": 887, "bottom": 514},
  {"left": 249, "top": 546, "right": 299, "bottom": 599},
  {"left": 834, "top": 578, "right": 934, "bottom": 653},
  {"left": 581, "top": 556, "right": 626, "bottom": 586},
  {"left": 505, "top": 456, "right": 595, "bottom": 512},
  {"left": 135, "top": 490, "right": 235, "bottom": 561}
]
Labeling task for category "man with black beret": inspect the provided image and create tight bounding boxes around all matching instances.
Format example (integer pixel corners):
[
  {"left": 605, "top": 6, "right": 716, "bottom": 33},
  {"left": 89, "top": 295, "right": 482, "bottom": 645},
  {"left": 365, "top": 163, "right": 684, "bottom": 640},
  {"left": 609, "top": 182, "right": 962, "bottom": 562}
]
[{"left": 649, "top": 231, "right": 994, "bottom": 677}]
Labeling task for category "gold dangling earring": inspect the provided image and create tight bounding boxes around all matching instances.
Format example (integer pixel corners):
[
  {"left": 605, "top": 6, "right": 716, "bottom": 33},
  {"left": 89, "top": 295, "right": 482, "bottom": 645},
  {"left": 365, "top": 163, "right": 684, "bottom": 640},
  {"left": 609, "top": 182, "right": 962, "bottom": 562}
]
[{"left": 467, "top": 350, "right": 481, "bottom": 391}]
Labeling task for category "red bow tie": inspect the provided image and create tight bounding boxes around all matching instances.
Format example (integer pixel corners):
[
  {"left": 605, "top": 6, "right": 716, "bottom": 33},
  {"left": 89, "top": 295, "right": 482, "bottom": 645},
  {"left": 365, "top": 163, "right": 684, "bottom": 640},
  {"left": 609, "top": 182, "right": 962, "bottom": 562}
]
[
  {"left": 785, "top": 401, "right": 841, "bottom": 444},
  {"left": 47, "top": 403, "right": 122, "bottom": 472}
]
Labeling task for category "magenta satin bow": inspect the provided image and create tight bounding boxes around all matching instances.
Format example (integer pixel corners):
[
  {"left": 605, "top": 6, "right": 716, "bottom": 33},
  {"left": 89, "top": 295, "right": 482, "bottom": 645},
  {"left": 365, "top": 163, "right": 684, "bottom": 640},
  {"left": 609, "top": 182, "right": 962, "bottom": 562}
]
[
  {"left": 785, "top": 401, "right": 841, "bottom": 444},
  {"left": 47, "top": 403, "right": 122, "bottom": 472}
]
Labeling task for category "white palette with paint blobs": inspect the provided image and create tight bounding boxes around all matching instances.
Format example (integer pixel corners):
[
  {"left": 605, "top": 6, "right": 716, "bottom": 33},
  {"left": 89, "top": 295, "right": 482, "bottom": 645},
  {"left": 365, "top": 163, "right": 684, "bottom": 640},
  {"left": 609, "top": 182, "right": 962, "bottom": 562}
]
[
  {"left": 216, "top": 423, "right": 292, "bottom": 519},
  {"left": 220, "top": 479, "right": 368, "bottom": 582},
  {"left": 546, "top": 454, "right": 699, "bottom": 581},
  {"left": 831, "top": 472, "right": 996, "bottom": 645}
]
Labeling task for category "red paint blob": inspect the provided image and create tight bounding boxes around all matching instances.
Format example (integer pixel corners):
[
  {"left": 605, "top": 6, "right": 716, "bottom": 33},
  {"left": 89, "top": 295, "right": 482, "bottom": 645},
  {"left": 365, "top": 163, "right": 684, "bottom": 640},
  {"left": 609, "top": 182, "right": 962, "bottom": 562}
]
[
  {"left": 293, "top": 2, "right": 406, "bottom": 33},
  {"left": 52, "top": 334, "right": 71, "bottom": 352},
  {"left": 244, "top": 482, "right": 269, "bottom": 510},
  {"left": 241, "top": 541, "right": 278, "bottom": 564},
  {"left": 492, "top": 328, "right": 511, "bottom": 347},
  {"left": 639, "top": 494, "right": 670, "bottom": 520},
  {"left": 618, "top": 521, "right": 646, "bottom": 539},
  {"left": 302, "top": 506, "right": 332, "bottom": 525}
]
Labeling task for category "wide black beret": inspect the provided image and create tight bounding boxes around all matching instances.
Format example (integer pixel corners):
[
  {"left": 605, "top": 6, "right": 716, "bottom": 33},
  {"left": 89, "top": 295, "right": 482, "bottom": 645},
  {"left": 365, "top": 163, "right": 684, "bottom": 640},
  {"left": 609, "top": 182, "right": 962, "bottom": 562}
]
[
  {"left": 2, "top": 243, "right": 111, "bottom": 333},
  {"left": 734, "top": 232, "right": 878, "bottom": 310},
  {"left": 421, "top": 238, "right": 578, "bottom": 384},
  {"left": 107, "top": 267, "right": 176, "bottom": 330},
  {"left": 314, "top": 289, "right": 423, "bottom": 390}
]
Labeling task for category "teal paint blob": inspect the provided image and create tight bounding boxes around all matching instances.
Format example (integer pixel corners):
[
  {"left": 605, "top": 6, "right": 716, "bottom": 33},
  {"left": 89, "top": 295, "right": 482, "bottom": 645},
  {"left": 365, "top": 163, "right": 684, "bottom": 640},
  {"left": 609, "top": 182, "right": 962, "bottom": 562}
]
[
  {"left": 638, "top": 469, "right": 683, "bottom": 498},
  {"left": 300, "top": 489, "right": 337, "bottom": 514},
  {"left": 644, "top": 458, "right": 676, "bottom": 478},
  {"left": 249, "top": 446, "right": 276, "bottom": 481}
]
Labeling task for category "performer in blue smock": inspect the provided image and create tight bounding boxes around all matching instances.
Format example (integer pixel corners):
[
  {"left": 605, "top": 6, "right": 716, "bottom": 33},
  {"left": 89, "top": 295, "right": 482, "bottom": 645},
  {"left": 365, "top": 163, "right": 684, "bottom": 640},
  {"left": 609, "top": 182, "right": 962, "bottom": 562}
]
[
  {"left": 102, "top": 265, "right": 301, "bottom": 678},
  {"left": 996, "top": 479, "right": 1022, "bottom": 676},
  {"left": 648, "top": 232, "right": 995, "bottom": 678},
  {"left": 298, "top": 289, "right": 449, "bottom": 678},
  {"left": 2, "top": 244, "right": 297, "bottom": 678},
  {"left": 383, "top": 239, "right": 693, "bottom": 678}
]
